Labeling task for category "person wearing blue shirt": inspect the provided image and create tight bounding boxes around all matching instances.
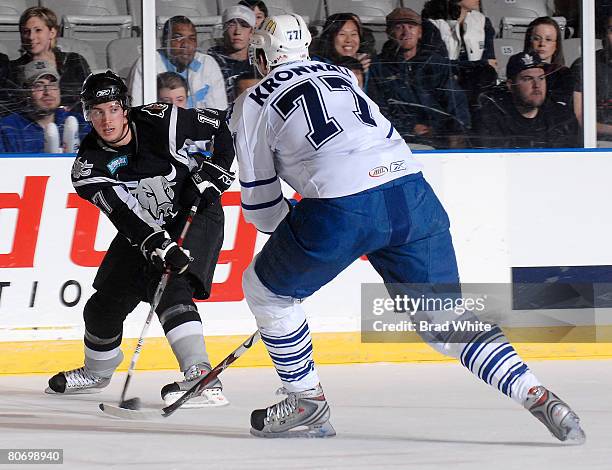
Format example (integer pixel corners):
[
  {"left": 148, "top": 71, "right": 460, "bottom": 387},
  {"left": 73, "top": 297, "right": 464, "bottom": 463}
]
[{"left": 0, "top": 60, "right": 88, "bottom": 153}]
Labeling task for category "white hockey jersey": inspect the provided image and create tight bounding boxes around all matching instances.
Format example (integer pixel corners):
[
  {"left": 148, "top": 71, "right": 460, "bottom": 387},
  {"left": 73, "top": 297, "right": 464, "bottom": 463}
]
[{"left": 229, "top": 60, "right": 422, "bottom": 233}]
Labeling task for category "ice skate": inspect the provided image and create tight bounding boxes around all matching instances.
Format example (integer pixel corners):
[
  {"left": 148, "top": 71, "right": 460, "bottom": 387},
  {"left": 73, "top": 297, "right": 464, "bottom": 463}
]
[
  {"left": 161, "top": 362, "right": 229, "bottom": 408},
  {"left": 45, "top": 366, "right": 110, "bottom": 394},
  {"left": 524, "top": 386, "right": 586, "bottom": 444},
  {"left": 250, "top": 384, "right": 336, "bottom": 438}
]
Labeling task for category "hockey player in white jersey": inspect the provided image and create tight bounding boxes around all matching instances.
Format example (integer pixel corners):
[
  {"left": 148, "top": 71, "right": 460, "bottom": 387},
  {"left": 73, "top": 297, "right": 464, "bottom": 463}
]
[{"left": 229, "top": 14, "right": 585, "bottom": 442}]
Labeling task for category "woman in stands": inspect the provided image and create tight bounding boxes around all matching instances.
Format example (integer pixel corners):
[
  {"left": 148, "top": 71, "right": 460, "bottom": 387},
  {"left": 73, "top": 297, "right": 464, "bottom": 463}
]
[
  {"left": 422, "top": 0, "right": 497, "bottom": 107},
  {"left": 524, "top": 16, "right": 574, "bottom": 106},
  {"left": 9, "top": 6, "right": 90, "bottom": 111},
  {"left": 309, "top": 13, "right": 373, "bottom": 89}
]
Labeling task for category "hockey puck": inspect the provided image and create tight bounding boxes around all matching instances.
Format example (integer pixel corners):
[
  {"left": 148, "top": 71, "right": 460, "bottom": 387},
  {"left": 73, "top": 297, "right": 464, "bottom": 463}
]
[{"left": 119, "top": 397, "right": 142, "bottom": 410}]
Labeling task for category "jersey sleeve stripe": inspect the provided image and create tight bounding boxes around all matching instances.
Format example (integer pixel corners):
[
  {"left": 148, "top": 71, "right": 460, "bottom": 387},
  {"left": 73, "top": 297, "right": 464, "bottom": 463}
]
[
  {"left": 241, "top": 194, "right": 284, "bottom": 210},
  {"left": 386, "top": 123, "right": 394, "bottom": 139},
  {"left": 167, "top": 105, "right": 191, "bottom": 168},
  {"left": 73, "top": 176, "right": 119, "bottom": 187},
  {"left": 239, "top": 175, "right": 278, "bottom": 188}
]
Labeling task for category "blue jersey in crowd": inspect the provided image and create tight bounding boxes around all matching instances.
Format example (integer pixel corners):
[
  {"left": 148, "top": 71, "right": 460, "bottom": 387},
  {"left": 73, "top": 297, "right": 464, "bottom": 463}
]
[{"left": 0, "top": 108, "right": 89, "bottom": 153}]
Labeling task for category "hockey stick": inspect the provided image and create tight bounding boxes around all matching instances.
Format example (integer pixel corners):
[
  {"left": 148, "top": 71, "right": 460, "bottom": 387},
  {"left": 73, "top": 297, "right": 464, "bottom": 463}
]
[
  {"left": 99, "top": 330, "right": 261, "bottom": 419},
  {"left": 117, "top": 197, "right": 201, "bottom": 410}
]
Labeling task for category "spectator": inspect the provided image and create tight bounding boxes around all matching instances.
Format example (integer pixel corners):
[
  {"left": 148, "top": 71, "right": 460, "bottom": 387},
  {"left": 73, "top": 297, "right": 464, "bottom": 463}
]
[
  {"left": 473, "top": 52, "right": 580, "bottom": 148},
  {"left": 8, "top": 6, "right": 90, "bottom": 112},
  {"left": 553, "top": 0, "right": 580, "bottom": 38},
  {"left": 0, "top": 60, "right": 89, "bottom": 153},
  {"left": 309, "top": 13, "right": 372, "bottom": 88},
  {"left": 238, "top": 0, "right": 268, "bottom": 28},
  {"left": 423, "top": 0, "right": 496, "bottom": 67},
  {"left": 234, "top": 70, "right": 260, "bottom": 98},
  {"left": 572, "top": 9, "right": 612, "bottom": 142},
  {"left": 208, "top": 5, "right": 257, "bottom": 103},
  {"left": 128, "top": 16, "right": 227, "bottom": 110},
  {"left": 0, "top": 52, "right": 10, "bottom": 116},
  {"left": 369, "top": 8, "right": 471, "bottom": 149},
  {"left": 524, "top": 17, "right": 574, "bottom": 106},
  {"left": 157, "top": 72, "right": 188, "bottom": 108},
  {"left": 335, "top": 55, "right": 365, "bottom": 89},
  {"left": 422, "top": 0, "right": 497, "bottom": 105}
]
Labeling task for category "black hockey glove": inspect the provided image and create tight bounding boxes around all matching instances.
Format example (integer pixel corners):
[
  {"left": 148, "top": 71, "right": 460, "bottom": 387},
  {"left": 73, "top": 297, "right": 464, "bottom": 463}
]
[
  {"left": 189, "top": 160, "right": 236, "bottom": 207},
  {"left": 140, "top": 231, "right": 192, "bottom": 274}
]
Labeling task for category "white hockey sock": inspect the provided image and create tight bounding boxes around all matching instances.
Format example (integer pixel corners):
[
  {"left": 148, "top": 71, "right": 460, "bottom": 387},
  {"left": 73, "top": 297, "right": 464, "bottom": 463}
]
[
  {"left": 260, "top": 318, "right": 319, "bottom": 392},
  {"left": 459, "top": 326, "right": 541, "bottom": 404},
  {"left": 508, "top": 370, "right": 541, "bottom": 405},
  {"left": 243, "top": 262, "right": 320, "bottom": 392}
]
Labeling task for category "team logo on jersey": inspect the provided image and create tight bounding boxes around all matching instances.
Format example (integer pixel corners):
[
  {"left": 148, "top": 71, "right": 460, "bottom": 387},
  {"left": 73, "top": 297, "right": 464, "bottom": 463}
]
[
  {"left": 106, "top": 155, "right": 128, "bottom": 175},
  {"left": 142, "top": 103, "right": 169, "bottom": 118},
  {"left": 71, "top": 157, "right": 93, "bottom": 179},
  {"left": 134, "top": 175, "right": 177, "bottom": 223},
  {"left": 369, "top": 166, "right": 388, "bottom": 177}
]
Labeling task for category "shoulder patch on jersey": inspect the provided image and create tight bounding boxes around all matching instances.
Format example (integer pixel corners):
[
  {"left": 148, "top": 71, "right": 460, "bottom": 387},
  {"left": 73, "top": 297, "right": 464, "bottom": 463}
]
[
  {"left": 141, "top": 103, "right": 169, "bottom": 118},
  {"left": 196, "top": 107, "right": 218, "bottom": 115},
  {"left": 106, "top": 155, "right": 128, "bottom": 175},
  {"left": 197, "top": 112, "right": 220, "bottom": 129},
  {"left": 71, "top": 157, "right": 93, "bottom": 179}
]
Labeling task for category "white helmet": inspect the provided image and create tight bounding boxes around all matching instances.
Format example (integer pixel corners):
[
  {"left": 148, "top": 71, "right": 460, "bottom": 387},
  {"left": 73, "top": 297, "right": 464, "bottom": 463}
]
[{"left": 249, "top": 14, "right": 311, "bottom": 75}]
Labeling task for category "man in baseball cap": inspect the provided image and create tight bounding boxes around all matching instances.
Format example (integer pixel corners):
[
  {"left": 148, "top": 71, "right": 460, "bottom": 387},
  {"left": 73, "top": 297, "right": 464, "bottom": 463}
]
[
  {"left": 369, "top": 5, "right": 470, "bottom": 147},
  {"left": 208, "top": 4, "right": 257, "bottom": 102},
  {"left": 386, "top": 7, "right": 422, "bottom": 29},
  {"left": 0, "top": 60, "right": 88, "bottom": 152},
  {"left": 506, "top": 51, "right": 545, "bottom": 82},
  {"left": 472, "top": 50, "right": 580, "bottom": 148},
  {"left": 506, "top": 51, "right": 547, "bottom": 113},
  {"left": 384, "top": 8, "right": 422, "bottom": 59},
  {"left": 21, "top": 59, "right": 60, "bottom": 86}
]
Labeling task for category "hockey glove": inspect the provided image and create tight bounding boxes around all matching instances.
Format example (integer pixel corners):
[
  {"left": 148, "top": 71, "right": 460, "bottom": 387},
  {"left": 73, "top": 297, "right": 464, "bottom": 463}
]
[
  {"left": 141, "top": 231, "right": 192, "bottom": 274},
  {"left": 190, "top": 160, "right": 236, "bottom": 207}
]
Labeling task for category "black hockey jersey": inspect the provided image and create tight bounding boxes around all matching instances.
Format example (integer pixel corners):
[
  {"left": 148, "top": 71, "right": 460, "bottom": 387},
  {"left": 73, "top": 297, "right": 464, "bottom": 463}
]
[{"left": 71, "top": 103, "right": 234, "bottom": 248}]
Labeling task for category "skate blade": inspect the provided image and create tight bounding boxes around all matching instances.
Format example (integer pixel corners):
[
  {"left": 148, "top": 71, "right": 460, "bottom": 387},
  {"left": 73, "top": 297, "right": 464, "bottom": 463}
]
[
  {"left": 45, "top": 386, "right": 105, "bottom": 395},
  {"left": 562, "top": 414, "right": 586, "bottom": 445},
  {"left": 163, "top": 389, "right": 230, "bottom": 409},
  {"left": 250, "top": 421, "right": 336, "bottom": 439}
]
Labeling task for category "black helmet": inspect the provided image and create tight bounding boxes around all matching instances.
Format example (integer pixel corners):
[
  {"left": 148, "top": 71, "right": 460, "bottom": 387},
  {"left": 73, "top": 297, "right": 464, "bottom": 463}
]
[{"left": 80, "top": 70, "right": 130, "bottom": 119}]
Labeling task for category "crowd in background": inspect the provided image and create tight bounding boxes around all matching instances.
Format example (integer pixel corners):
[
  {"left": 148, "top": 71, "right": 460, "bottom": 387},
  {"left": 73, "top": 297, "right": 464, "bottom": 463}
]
[{"left": 0, "top": 0, "right": 610, "bottom": 152}]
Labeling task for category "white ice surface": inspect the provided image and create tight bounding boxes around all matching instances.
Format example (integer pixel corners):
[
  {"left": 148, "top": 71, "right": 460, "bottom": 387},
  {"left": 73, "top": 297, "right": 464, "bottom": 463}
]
[{"left": 0, "top": 360, "right": 609, "bottom": 470}]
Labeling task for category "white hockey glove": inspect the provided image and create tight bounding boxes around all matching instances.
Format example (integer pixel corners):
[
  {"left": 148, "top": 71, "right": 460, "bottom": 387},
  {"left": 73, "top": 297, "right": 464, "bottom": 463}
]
[
  {"left": 190, "top": 160, "right": 236, "bottom": 207},
  {"left": 141, "top": 231, "right": 192, "bottom": 274}
]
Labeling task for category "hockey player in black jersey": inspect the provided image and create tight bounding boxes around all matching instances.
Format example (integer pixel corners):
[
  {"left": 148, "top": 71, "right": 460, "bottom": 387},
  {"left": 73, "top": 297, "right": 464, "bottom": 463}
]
[{"left": 46, "top": 71, "right": 236, "bottom": 408}]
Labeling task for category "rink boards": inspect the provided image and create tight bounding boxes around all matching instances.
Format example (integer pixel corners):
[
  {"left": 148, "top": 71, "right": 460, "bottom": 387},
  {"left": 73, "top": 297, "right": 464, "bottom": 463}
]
[{"left": 2, "top": 150, "right": 612, "bottom": 373}]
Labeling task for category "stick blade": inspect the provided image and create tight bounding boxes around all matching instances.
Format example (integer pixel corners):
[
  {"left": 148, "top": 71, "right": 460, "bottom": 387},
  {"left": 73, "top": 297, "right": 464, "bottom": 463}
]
[{"left": 98, "top": 402, "right": 163, "bottom": 420}]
